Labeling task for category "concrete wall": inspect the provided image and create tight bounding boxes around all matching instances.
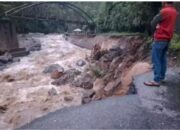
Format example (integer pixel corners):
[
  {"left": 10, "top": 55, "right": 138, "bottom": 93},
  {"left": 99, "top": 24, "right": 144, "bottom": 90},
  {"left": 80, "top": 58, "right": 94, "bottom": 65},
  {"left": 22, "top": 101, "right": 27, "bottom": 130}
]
[{"left": 0, "top": 19, "right": 19, "bottom": 52}]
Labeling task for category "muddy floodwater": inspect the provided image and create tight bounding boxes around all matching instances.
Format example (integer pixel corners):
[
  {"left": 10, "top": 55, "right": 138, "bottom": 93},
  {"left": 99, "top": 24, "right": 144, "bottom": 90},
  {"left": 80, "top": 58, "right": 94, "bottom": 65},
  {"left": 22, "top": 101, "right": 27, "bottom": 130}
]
[{"left": 0, "top": 33, "right": 90, "bottom": 129}]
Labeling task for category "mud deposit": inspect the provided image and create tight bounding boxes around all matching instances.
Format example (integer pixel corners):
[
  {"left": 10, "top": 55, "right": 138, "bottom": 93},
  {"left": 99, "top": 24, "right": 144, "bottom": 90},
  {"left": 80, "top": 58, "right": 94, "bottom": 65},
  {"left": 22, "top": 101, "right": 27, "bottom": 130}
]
[{"left": 0, "top": 34, "right": 90, "bottom": 129}]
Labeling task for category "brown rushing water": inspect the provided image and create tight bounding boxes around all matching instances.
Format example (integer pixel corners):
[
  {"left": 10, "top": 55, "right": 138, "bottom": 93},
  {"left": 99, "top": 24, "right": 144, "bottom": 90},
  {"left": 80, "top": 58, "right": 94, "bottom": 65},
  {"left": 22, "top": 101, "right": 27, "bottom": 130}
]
[{"left": 0, "top": 33, "right": 90, "bottom": 129}]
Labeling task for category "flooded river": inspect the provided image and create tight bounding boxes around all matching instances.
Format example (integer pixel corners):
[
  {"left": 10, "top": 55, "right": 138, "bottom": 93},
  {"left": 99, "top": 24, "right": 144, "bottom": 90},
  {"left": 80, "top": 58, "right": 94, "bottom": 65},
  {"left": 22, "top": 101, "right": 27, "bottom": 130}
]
[{"left": 0, "top": 33, "right": 90, "bottom": 129}]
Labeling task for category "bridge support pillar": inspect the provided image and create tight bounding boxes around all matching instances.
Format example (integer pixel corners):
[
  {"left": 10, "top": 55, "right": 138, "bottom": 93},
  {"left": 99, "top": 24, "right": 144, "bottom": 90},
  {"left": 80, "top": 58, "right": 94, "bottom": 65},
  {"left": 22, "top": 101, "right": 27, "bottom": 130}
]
[{"left": 0, "top": 19, "right": 19, "bottom": 52}]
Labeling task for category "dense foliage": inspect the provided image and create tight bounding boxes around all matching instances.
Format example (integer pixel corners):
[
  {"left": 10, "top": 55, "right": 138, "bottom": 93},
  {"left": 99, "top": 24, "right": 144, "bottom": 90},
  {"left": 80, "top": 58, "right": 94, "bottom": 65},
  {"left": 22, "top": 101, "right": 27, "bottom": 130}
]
[{"left": 97, "top": 2, "right": 161, "bottom": 33}]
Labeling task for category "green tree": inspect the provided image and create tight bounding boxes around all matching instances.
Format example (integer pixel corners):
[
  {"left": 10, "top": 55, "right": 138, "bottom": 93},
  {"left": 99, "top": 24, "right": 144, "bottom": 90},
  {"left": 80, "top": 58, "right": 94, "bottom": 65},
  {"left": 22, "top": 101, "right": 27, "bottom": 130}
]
[{"left": 97, "top": 2, "right": 161, "bottom": 33}]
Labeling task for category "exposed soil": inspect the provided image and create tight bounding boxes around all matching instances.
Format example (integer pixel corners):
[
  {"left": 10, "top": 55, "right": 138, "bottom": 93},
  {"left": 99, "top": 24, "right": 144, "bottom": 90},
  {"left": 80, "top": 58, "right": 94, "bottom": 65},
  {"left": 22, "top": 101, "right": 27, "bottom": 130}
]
[
  {"left": 70, "top": 35, "right": 151, "bottom": 98},
  {"left": 69, "top": 35, "right": 130, "bottom": 50},
  {"left": 116, "top": 62, "right": 151, "bottom": 95}
]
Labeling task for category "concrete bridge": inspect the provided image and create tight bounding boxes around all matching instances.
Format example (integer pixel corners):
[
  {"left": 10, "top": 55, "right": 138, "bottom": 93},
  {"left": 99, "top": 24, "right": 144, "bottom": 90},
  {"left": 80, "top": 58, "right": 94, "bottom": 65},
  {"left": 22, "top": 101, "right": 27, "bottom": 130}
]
[
  {"left": 3, "top": 2, "right": 95, "bottom": 25},
  {"left": 0, "top": 2, "right": 95, "bottom": 52}
]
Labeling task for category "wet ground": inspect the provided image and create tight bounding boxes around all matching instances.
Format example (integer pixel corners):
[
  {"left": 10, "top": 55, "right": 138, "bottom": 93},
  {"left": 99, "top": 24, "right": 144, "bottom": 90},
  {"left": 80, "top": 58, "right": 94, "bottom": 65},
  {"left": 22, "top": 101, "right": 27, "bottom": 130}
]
[
  {"left": 134, "top": 68, "right": 180, "bottom": 117},
  {"left": 0, "top": 33, "right": 90, "bottom": 129},
  {"left": 20, "top": 68, "right": 180, "bottom": 129}
]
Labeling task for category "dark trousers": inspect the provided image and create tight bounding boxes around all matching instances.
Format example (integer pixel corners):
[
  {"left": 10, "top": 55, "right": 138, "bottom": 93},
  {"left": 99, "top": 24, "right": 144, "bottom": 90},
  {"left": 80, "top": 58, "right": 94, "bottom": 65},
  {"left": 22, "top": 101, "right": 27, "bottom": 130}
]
[{"left": 152, "top": 41, "right": 169, "bottom": 83}]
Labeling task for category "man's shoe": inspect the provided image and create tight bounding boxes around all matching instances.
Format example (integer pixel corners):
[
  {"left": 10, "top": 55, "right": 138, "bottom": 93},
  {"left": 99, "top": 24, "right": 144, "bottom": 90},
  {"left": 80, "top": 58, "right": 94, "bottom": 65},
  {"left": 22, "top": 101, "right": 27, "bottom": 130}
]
[{"left": 144, "top": 81, "right": 160, "bottom": 87}]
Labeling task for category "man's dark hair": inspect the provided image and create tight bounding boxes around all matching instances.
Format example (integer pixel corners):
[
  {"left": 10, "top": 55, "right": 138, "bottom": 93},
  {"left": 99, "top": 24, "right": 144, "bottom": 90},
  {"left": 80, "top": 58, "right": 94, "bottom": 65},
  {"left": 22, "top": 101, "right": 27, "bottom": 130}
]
[{"left": 166, "top": 2, "right": 174, "bottom": 4}]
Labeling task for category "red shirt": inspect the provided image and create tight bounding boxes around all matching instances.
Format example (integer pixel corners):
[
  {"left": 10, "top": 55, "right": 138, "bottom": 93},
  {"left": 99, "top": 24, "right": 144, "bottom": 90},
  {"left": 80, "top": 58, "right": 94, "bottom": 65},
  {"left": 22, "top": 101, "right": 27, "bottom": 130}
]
[{"left": 154, "top": 5, "right": 178, "bottom": 41}]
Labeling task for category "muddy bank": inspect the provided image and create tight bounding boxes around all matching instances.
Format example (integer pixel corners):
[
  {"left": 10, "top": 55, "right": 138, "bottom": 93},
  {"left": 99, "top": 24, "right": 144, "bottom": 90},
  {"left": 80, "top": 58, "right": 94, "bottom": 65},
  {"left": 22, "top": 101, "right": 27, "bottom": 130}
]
[
  {"left": 69, "top": 34, "right": 147, "bottom": 50},
  {"left": 70, "top": 35, "right": 151, "bottom": 98}
]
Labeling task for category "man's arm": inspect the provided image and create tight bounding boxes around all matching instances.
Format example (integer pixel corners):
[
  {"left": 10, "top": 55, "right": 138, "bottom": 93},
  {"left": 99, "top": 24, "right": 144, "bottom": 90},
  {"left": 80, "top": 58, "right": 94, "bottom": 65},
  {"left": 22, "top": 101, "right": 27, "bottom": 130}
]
[{"left": 151, "top": 13, "right": 163, "bottom": 33}]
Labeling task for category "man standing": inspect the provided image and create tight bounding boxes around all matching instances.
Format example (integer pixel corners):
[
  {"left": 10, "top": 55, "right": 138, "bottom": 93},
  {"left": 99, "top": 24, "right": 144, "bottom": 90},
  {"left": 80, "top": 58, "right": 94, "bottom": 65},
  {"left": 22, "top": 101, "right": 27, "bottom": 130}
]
[{"left": 144, "top": 2, "right": 178, "bottom": 87}]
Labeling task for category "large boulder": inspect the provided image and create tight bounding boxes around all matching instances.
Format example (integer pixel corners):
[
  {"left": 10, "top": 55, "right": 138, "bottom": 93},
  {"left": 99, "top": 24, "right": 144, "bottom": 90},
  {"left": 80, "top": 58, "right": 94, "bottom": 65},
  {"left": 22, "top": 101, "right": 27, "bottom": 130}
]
[
  {"left": 0, "top": 104, "right": 7, "bottom": 114},
  {"left": 104, "top": 78, "right": 121, "bottom": 96},
  {"left": 91, "top": 78, "right": 106, "bottom": 101},
  {"left": 43, "top": 64, "right": 64, "bottom": 74},
  {"left": 52, "top": 69, "right": 81, "bottom": 86},
  {"left": 91, "top": 44, "right": 107, "bottom": 60},
  {"left": 48, "top": 87, "right": 58, "bottom": 96},
  {"left": 76, "top": 59, "right": 86, "bottom": 67},
  {"left": 27, "top": 43, "right": 41, "bottom": 52},
  {"left": 100, "top": 47, "right": 123, "bottom": 62},
  {"left": 93, "top": 78, "right": 105, "bottom": 92},
  {"left": 64, "top": 96, "right": 74, "bottom": 102},
  {"left": 0, "top": 52, "right": 12, "bottom": 64},
  {"left": 51, "top": 70, "right": 64, "bottom": 79},
  {"left": 109, "top": 56, "right": 123, "bottom": 72},
  {"left": 72, "top": 73, "right": 95, "bottom": 89},
  {"left": 82, "top": 90, "right": 95, "bottom": 104}
]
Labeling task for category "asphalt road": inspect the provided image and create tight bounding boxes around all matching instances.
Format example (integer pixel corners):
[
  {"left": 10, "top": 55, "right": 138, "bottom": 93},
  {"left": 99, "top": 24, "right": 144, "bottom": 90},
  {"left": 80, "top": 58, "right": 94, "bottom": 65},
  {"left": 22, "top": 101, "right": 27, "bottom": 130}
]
[{"left": 20, "top": 68, "right": 180, "bottom": 129}]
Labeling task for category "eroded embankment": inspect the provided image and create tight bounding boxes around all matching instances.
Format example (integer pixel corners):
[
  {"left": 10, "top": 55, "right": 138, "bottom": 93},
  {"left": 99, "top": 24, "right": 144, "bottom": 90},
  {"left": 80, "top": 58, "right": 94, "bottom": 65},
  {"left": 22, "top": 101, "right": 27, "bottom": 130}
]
[{"left": 70, "top": 35, "right": 152, "bottom": 98}]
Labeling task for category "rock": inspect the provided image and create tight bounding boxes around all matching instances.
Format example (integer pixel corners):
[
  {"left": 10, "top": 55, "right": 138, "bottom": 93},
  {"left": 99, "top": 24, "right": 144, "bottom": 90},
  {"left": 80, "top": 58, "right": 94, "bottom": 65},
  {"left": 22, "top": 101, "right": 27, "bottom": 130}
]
[
  {"left": 0, "top": 105, "right": 7, "bottom": 113},
  {"left": 48, "top": 87, "right": 58, "bottom": 96},
  {"left": 52, "top": 69, "right": 80, "bottom": 86},
  {"left": 2, "top": 75, "right": 15, "bottom": 82},
  {"left": 100, "top": 47, "right": 122, "bottom": 62},
  {"left": 9, "top": 48, "right": 29, "bottom": 58},
  {"left": 82, "top": 90, "right": 95, "bottom": 99},
  {"left": 114, "top": 63, "right": 123, "bottom": 79},
  {"left": 12, "top": 57, "right": 20, "bottom": 62},
  {"left": 64, "top": 96, "right": 73, "bottom": 102},
  {"left": 72, "top": 73, "right": 94, "bottom": 89},
  {"left": 27, "top": 43, "right": 41, "bottom": 52},
  {"left": 104, "top": 78, "right": 121, "bottom": 96},
  {"left": 82, "top": 90, "right": 95, "bottom": 104},
  {"left": 109, "top": 45, "right": 121, "bottom": 51},
  {"left": 104, "top": 82, "right": 116, "bottom": 95},
  {"left": 92, "top": 88, "right": 106, "bottom": 101},
  {"left": 41, "top": 107, "right": 48, "bottom": 111},
  {"left": 91, "top": 44, "right": 107, "bottom": 60},
  {"left": 76, "top": 59, "right": 86, "bottom": 67},
  {"left": 43, "top": 64, "right": 64, "bottom": 74},
  {"left": 0, "top": 52, "right": 12, "bottom": 63},
  {"left": 127, "top": 82, "right": 137, "bottom": 95},
  {"left": 109, "top": 57, "right": 123, "bottom": 71},
  {"left": 51, "top": 70, "right": 63, "bottom": 79},
  {"left": 93, "top": 78, "right": 105, "bottom": 92},
  {"left": 82, "top": 97, "right": 91, "bottom": 104},
  {"left": 10, "top": 50, "right": 29, "bottom": 58},
  {"left": 7, "top": 77, "right": 15, "bottom": 82},
  {"left": 102, "top": 73, "right": 115, "bottom": 85}
]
